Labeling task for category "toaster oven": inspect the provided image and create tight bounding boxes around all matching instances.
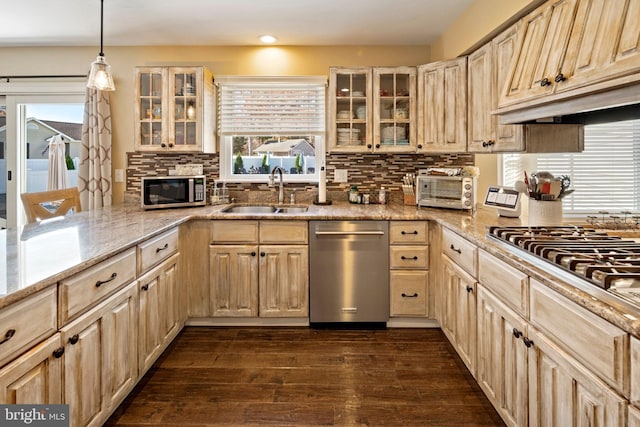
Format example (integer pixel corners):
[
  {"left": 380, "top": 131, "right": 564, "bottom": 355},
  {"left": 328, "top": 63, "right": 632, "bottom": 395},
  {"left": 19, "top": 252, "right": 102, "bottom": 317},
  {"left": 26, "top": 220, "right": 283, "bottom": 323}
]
[{"left": 416, "top": 174, "right": 477, "bottom": 210}]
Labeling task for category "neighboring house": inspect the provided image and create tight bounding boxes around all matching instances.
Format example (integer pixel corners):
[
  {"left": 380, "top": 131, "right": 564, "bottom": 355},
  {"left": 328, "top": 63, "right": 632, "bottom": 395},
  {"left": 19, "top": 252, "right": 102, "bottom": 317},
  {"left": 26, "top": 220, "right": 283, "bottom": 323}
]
[
  {"left": 253, "top": 138, "right": 315, "bottom": 156},
  {"left": 0, "top": 117, "right": 82, "bottom": 160}
]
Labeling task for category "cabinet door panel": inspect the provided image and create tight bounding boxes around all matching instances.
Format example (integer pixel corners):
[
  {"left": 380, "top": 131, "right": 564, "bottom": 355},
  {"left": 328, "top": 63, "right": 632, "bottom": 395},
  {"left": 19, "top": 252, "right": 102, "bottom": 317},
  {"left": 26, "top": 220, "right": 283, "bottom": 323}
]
[
  {"left": 0, "top": 334, "right": 62, "bottom": 404},
  {"left": 259, "top": 245, "right": 309, "bottom": 317},
  {"left": 477, "top": 286, "right": 528, "bottom": 427},
  {"left": 210, "top": 245, "right": 259, "bottom": 317},
  {"left": 528, "top": 327, "right": 627, "bottom": 427}
]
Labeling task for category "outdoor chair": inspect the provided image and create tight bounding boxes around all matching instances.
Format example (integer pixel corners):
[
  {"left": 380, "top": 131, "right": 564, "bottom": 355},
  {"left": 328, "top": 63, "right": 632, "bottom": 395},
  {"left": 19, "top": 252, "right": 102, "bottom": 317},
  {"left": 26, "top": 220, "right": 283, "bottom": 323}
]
[{"left": 21, "top": 187, "right": 82, "bottom": 223}]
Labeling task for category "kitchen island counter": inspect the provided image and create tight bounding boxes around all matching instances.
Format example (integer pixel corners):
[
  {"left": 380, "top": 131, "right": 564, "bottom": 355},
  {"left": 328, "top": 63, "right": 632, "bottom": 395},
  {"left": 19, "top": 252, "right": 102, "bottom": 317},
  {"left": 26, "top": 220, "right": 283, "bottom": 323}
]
[{"left": 2, "top": 202, "right": 639, "bottom": 338}]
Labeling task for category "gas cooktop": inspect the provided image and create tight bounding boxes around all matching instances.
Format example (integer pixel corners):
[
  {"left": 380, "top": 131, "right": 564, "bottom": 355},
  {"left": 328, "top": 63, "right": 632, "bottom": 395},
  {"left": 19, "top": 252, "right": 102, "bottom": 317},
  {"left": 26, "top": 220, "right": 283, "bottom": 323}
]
[{"left": 487, "top": 225, "right": 640, "bottom": 309}]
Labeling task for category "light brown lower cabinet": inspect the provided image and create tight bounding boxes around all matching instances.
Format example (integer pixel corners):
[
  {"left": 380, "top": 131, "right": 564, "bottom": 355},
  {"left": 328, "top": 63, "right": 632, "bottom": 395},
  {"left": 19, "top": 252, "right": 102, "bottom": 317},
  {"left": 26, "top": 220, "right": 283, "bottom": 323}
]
[
  {"left": 0, "top": 334, "right": 63, "bottom": 404},
  {"left": 476, "top": 285, "right": 528, "bottom": 427},
  {"left": 138, "top": 252, "right": 181, "bottom": 375},
  {"left": 258, "top": 245, "right": 309, "bottom": 318},
  {"left": 441, "top": 255, "right": 476, "bottom": 376},
  {"left": 60, "top": 282, "right": 138, "bottom": 427},
  {"left": 527, "top": 326, "right": 627, "bottom": 427},
  {"left": 630, "top": 405, "right": 640, "bottom": 427},
  {"left": 209, "top": 244, "right": 259, "bottom": 317}
]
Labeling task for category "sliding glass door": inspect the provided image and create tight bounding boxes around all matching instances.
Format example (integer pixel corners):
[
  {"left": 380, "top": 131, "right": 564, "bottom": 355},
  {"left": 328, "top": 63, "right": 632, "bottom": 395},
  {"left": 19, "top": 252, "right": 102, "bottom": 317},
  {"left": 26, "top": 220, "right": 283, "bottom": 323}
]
[{"left": 0, "top": 81, "right": 84, "bottom": 229}]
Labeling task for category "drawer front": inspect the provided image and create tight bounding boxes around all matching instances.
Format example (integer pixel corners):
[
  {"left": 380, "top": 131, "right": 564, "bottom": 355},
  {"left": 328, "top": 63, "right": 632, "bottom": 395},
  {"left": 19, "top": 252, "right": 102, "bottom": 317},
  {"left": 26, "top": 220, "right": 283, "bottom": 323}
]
[
  {"left": 138, "top": 228, "right": 179, "bottom": 274},
  {"left": 211, "top": 220, "right": 259, "bottom": 243},
  {"left": 0, "top": 287, "right": 57, "bottom": 368},
  {"left": 390, "top": 246, "right": 429, "bottom": 269},
  {"left": 390, "top": 270, "right": 428, "bottom": 317},
  {"left": 530, "top": 279, "right": 629, "bottom": 396},
  {"left": 260, "top": 221, "right": 308, "bottom": 244},
  {"left": 389, "top": 221, "right": 429, "bottom": 244},
  {"left": 442, "top": 228, "right": 477, "bottom": 277},
  {"left": 59, "top": 248, "right": 137, "bottom": 324},
  {"left": 478, "top": 249, "right": 529, "bottom": 316}
]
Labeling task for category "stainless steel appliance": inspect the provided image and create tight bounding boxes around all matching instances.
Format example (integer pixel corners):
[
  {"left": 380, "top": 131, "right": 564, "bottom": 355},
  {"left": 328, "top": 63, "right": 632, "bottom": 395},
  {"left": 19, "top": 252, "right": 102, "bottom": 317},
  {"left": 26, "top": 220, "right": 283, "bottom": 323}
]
[
  {"left": 309, "top": 221, "right": 389, "bottom": 325},
  {"left": 416, "top": 173, "right": 477, "bottom": 210},
  {"left": 141, "top": 175, "right": 206, "bottom": 210},
  {"left": 487, "top": 224, "right": 640, "bottom": 310}
]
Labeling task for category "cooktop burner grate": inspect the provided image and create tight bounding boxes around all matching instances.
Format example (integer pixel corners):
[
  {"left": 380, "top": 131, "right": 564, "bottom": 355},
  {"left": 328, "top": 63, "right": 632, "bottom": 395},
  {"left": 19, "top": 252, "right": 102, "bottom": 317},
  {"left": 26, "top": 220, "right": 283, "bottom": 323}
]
[{"left": 487, "top": 226, "right": 640, "bottom": 291}]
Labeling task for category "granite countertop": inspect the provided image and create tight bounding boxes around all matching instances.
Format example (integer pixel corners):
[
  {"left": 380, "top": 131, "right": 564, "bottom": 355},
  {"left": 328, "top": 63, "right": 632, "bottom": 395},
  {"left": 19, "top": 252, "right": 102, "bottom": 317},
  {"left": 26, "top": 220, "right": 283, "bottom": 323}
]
[{"left": 2, "top": 201, "right": 639, "bottom": 337}]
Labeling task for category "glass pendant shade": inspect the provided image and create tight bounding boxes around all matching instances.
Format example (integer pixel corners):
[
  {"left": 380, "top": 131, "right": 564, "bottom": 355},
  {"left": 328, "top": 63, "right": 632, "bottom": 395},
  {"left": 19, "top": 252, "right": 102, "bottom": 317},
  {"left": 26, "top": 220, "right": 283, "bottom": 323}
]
[{"left": 87, "top": 55, "right": 115, "bottom": 91}]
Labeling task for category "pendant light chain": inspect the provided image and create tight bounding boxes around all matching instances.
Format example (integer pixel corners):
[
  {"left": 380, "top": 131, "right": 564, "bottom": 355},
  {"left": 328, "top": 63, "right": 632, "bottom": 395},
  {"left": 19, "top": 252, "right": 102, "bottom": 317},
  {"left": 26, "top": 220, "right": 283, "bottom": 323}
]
[{"left": 99, "top": 0, "right": 105, "bottom": 57}]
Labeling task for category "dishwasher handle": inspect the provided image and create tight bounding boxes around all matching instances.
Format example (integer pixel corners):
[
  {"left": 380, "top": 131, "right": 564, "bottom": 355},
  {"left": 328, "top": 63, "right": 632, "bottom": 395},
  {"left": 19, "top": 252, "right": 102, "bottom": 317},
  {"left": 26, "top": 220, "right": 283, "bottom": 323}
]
[{"left": 314, "top": 230, "right": 385, "bottom": 236}]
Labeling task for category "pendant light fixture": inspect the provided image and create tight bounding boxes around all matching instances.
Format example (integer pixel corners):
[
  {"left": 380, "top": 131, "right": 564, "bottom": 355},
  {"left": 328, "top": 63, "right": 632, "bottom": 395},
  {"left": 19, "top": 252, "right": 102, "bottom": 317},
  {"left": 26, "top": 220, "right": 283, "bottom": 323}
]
[{"left": 87, "top": 0, "right": 115, "bottom": 91}]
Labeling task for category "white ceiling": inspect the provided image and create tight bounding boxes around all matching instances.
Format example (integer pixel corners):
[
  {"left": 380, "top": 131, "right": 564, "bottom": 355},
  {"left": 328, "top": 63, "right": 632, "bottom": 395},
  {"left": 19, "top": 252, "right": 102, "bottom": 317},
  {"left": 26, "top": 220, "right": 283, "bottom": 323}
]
[{"left": 2, "top": 0, "right": 475, "bottom": 47}]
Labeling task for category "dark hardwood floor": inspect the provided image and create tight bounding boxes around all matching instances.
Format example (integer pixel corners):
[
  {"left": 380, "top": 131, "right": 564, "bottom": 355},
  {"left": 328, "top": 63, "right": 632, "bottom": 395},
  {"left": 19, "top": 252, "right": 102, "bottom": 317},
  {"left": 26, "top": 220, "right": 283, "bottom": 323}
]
[{"left": 105, "top": 327, "right": 505, "bottom": 427}]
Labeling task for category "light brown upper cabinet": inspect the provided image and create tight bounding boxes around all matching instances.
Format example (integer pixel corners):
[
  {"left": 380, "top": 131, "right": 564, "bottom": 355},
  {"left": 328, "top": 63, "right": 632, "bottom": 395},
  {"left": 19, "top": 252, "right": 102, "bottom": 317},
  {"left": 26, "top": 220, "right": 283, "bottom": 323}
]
[
  {"left": 417, "top": 57, "right": 468, "bottom": 153},
  {"left": 328, "top": 66, "right": 417, "bottom": 153},
  {"left": 328, "top": 67, "right": 373, "bottom": 153},
  {"left": 498, "top": 0, "right": 640, "bottom": 112},
  {"left": 372, "top": 67, "right": 417, "bottom": 153},
  {"left": 134, "top": 66, "right": 216, "bottom": 153}
]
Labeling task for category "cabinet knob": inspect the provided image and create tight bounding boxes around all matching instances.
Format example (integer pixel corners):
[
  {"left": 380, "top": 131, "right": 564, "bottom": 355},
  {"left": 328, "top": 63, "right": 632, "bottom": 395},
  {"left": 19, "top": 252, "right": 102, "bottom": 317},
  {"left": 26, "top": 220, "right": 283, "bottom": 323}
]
[
  {"left": 450, "top": 244, "right": 461, "bottom": 254},
  {"left": 260, "top": 252, "right": 266, "bottom": 257},
  {"left": 465, "top": 285, "right": 473, "bottom": 293},
  {"left": 141, "top": 284, "right": 149, "bottom": 291},
  {"left": 160, "top": 143, "right": 166, "bottom": 148},
  {"left": 0, "top": 329, "right": 16, "bottom": 345},
  {"left": 251, "top": 251, "right": 256, "bottom": 257},
  {"left": 168, "top": 143, "right": 174, "bottom": 148},
  {"left": 540, "top": 77, "right": 552, "bottom": 87},
  {"left": 367, "top": 144, "right": 372, "bottom": 149},
  {"left": 482, "top": 140, "right": 495, "bottom": 148},
  {"left": 375, "top": 144, "right": 380, "bottom": 149},
  {"left": 53, "top": 347, "right": 65, "bottom": 358},
  {"left": 512, "top": 328, "right": 522, "bottom": 339},
  {"left": 554, "top": 72, "right": 567, "bottom": 83},
  {"left": 401, "top": 293, "right": 418, "bottom": 298},
  {"left": 95, "top": 272, "right": 117, "bottom": 288},
  {"left": 523, "top": 337, "right": 534, "bottom": 348},
  {"left": 69, "top": 334, "right": 80, "bottom": 345}
]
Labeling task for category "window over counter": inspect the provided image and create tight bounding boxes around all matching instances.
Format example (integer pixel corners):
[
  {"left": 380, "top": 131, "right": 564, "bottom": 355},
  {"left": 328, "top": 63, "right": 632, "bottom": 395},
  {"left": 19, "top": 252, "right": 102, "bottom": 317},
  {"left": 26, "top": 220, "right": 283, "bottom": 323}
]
[
  {"left": 501, "top": 119, "right": 640, "bottom": 216},
  {"left": 217, "top": 76, "right": 326, "bottom": 183}
]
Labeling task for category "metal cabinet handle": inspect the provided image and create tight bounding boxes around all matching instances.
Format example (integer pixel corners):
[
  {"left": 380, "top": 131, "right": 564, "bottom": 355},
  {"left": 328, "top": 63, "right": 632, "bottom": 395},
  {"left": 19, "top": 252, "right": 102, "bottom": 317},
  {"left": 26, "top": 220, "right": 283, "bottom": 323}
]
[
  {"left": 482, "top": 140, "right": 495, "bottom": 148},
  {"left": 260, "top": 252, "right": 266, "bottom": 257},
  {"left": 160, "top": 143, "right": 166, "bottom": 148},
  {"left": 512, "top": 328, "right": 522, "bottom": 339},
  {"left": 401, "top": 293, "right": 418, "bottom": 298},
  {"left": 168, "top": 143, "right": 174, "bottom": 148},
  {"left": 367, "top": 144, "right": 372, "bottom": 149},
  {"left": 554, "top": 72, "right": 566, "bottom": 83},
  {"left": 315, "top": 231, "right": 385, "bottom": 236},
  {"left": 155, "top": 243, "right": 169, "bottom": 253},
  {"left": 95, "top": 272, "right": 117, "bottom": 288},
  {"left": 0, "top": 329, "right": 16, "bottom": 345},
  {"left": 53, "top": 347, "right": 65, "bottom": 358},
  {"left": 251, "top": 251, "right": 256, "bottom": 257},
  {"left": 523, "top": 337, "right": 534, "bottom": 348},
  {"left": 401, "top": 230, "right": 418, "bottom": 235},
  {"left": 465, "top": 285, "right": 473, "bottom": 293},
  {"left": 417, "top": 144, "right": 423, "bottom": 149},
  {"left": 540, "top": 77, "right": 552, "bottom": 87},
  {"left": 69, "top": 334, "right": 79, "bottom": 345},
  {"left": 401, "top": 256, "right": 418, "bottom": 260},
  {"left": 450, "top": 244, "right": 461, "bottom": 254},
  {"left": 141, "top": 284, "right": 149, "bottom": 291}
]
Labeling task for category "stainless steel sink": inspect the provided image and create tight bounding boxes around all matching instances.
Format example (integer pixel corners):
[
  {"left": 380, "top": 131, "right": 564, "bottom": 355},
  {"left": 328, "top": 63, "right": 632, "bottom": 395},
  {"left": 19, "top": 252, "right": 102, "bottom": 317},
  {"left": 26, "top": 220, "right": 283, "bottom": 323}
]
[
  {"left": 275, "top": 206, "right": 308, "bottom": 214},
  {"left": 221, "top": 205, "right": 277, "bottom": 213},
  {"left": 220, "top": 205, "right": 308, "bottom": 214}
]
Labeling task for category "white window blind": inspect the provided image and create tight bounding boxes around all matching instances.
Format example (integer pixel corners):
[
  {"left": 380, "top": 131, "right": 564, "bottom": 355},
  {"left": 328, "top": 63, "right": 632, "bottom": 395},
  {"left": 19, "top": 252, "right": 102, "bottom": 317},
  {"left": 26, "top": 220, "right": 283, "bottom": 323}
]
[
  {"left": 502, "top": 119, "right": 640, "bottom": 215},
  {"left": 217, "top": 76, "right": 326, "bottom": 135}
]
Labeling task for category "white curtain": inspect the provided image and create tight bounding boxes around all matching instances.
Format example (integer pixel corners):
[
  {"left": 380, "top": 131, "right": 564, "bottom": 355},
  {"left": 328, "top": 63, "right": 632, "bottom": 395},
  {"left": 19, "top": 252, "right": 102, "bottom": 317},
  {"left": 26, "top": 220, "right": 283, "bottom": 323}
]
[{"left": 79, "top": 88, "right": 112, "bottom": 209}]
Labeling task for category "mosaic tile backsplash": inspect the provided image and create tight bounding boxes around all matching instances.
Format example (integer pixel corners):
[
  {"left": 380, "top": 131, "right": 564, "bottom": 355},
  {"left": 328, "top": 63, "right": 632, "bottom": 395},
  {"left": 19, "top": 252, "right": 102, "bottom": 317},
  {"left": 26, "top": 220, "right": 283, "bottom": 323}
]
[{"left": 126, "top": 152, "right": 474, "bottom": 204}]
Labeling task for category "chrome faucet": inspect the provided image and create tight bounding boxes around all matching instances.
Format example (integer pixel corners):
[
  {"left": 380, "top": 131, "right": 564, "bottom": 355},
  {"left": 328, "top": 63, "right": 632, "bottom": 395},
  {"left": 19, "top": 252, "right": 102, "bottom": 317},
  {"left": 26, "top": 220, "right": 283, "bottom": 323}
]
[{"left": 269, "top": 166, "right": 285, "bottom": 204}]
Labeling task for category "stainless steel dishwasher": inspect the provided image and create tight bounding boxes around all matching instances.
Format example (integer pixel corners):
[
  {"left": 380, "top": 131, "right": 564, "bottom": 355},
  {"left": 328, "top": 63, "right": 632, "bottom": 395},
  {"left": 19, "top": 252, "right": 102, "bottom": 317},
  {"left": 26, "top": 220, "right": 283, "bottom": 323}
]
[{"left": 309, "top": 221, "right": 389, "bottom": 325}]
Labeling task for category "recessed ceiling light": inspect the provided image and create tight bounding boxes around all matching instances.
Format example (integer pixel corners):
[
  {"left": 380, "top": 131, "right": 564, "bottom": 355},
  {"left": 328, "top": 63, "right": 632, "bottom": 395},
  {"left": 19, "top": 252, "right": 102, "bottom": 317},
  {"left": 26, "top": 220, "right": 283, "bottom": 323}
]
[{"left": 259, "top": 35, "right": 277, "bottom": 44}]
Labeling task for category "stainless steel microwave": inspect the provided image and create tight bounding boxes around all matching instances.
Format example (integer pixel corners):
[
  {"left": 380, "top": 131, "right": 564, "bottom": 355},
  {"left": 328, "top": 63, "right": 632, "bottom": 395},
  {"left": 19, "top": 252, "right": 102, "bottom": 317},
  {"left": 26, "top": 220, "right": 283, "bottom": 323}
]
[
  {"left": 416, "top": 174, "right": 477, "bottom": 210},
  {"left": 141, "top": 175, "right": 206, "bottom": 210}
]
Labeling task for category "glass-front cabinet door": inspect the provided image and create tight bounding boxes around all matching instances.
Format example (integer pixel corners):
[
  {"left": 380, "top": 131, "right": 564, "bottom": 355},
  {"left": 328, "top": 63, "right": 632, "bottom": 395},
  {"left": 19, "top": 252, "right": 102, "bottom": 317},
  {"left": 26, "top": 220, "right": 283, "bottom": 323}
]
[
  {"left": 373, "top": 67, "right": 416, "bottom": 153},
  {"left": 136, "top": 68, "right": 166, "bottom": 150},
  {"left": 135, "top": 66, "right": 215, "bottom": 153},
  {"left": 328, "top": 67, "right": 372, "bottom": 153}
]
